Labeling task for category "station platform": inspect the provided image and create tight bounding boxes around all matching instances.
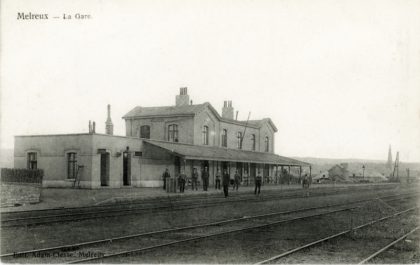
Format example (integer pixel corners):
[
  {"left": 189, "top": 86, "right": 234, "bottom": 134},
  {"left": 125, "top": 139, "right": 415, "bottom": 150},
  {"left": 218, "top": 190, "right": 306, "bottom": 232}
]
[{"left": 0, "top": 182, "right": 398, "bottom": 213}]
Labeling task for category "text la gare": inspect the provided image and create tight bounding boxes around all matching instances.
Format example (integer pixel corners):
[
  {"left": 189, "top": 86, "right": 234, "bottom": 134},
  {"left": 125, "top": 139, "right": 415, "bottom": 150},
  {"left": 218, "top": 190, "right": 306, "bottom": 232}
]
[{"left": 63, "top": 13, "right": 91, "bottom": 19}]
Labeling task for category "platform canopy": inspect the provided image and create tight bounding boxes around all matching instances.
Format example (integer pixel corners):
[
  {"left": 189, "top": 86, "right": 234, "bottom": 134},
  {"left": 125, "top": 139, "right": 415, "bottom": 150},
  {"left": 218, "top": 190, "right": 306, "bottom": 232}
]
[{"left": 143, "top": 140, "right": 310, "bottom": 166}]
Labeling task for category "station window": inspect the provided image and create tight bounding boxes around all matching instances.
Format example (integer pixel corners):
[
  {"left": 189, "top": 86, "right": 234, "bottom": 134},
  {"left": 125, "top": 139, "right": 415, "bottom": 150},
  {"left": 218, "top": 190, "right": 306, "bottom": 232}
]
[
  {"left": 222, "top": 129, "right": 227, "bottom": 147},
  {"left": 237, "top": 132, "right": 243, "bottom": 149},
  {"left": 140, "top": 125, "right": 150, "bottom": 139},
  {"left": 168, "top": 124, "right": 178, "bottom": 142},
  {"left": 265, "top": 136, "right": 269, "bottom": 152},
  {"left": 203, "top": 126, "right": 209, "bottom": 145},
  {"left": 251, "top": 134, "right": 256, "bottom": 151},
  {"left": 27, "top": 152, "right": 37, "bottom": 169},
  {"left": 67, "top": 152, "right": 77, "bottom": 179}
]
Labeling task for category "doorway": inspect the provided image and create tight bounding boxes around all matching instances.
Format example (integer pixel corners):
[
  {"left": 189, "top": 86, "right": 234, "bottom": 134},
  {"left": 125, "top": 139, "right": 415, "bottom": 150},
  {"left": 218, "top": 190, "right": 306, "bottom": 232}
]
[
  {"left": 100, "top": 153, "right": 110, "bottom": 186},
  {"left": 175, "top": 156, "right": 181, "bottom": 176},
  {"left": 123, "top": 151, "right": 131, "bottom": 186},
  {"left": 263, "top": 164, "right": 270, "bottom": 183},
  {"left": 250, "top": 163, "right": 257, "bottom": 178},
  {"left": 236, "top": 162, "right": 243, "bottom": 177}
]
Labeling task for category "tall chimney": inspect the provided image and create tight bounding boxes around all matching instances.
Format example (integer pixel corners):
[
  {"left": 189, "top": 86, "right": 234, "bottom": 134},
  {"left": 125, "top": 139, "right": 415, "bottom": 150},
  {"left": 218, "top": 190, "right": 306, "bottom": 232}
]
[
  {"left": 89, "top": 120, "right": 92, "bottom": 133},
  {"left": 92, "top": 121, "right": 96, "bottom": 134},
  {"left": 105, "top": 104, "right": 114, "bottom": 135},
  {"left": 387, "top": 145, "right": 393, "bottom": 170},
  {"left": 175, "top": 87, "right": 190, "bottom": 106},
  {"left": 222, "top": 100, "right": 234, "bottom": 119}
]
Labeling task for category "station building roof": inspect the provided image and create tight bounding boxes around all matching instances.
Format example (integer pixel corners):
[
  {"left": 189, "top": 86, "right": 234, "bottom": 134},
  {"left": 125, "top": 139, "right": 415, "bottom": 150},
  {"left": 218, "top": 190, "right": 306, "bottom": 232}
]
[
  {"left": 123, "top": 104, "right": 206, "bottom": 118},
  {"left": 123, "top": 102, "right": 278, "bottom": 132},
  {"left": 143, "top": 139, "right": 309, "bottom": 167}
]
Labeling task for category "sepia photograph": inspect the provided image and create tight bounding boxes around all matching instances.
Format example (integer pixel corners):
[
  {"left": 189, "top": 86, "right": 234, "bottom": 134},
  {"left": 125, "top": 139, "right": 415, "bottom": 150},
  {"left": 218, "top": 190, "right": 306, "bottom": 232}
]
[{"left": 0, "top": 0, "right": 419, "bottom": 263}]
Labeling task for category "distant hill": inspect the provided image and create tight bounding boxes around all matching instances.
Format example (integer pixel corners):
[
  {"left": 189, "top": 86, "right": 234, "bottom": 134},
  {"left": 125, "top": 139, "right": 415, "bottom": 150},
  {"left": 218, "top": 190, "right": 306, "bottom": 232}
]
[
  {"left": 292, "top": 156, "right": 420, "bottom": 178},
  {"left": 0, "top": 148, "right": 14, "bottom": 168},
  {"left": 292, "top": 157, "right": 385, "bottom": 165}
]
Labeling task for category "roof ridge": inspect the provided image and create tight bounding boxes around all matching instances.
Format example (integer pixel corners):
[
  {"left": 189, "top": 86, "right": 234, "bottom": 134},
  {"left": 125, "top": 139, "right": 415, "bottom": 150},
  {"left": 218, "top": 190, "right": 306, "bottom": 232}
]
[{"left": 136, "top": 103, "right": 206, "bottom": 108}]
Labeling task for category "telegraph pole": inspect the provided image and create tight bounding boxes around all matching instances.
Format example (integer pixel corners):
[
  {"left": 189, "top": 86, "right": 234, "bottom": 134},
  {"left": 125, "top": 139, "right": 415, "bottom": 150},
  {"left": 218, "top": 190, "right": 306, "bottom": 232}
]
[
  {"left": 241, "top": 112, "right": 251, "bottom": 146},
  {"left": 406, "top": 168, "right": 410, "bottom": 184},
  {"left": 362, "top": 165, "right": 365, "bottom": 180},
  {"left": 392, "top": 152, "right": 400, "bottom": 182}
]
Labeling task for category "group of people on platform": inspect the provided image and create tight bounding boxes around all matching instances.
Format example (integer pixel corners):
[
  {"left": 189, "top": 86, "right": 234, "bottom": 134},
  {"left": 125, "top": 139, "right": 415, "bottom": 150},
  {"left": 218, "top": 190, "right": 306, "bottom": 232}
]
[
  {"left": 162, "top": 167, "right": 264, "bottom": 197},
  {"left": 162, "top": 167, "right": 312, "bottom": 197}
]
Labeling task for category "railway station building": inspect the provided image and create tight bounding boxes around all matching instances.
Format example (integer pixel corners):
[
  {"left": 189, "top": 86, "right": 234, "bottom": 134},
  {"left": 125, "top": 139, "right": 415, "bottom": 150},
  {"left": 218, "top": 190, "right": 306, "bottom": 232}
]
[{"left": 14, "top": 88, "right": 309, "bottom": 189}]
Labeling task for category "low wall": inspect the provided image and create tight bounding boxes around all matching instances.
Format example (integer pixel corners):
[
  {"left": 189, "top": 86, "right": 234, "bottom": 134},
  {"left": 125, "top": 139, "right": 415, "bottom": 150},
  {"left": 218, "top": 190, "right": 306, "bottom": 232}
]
[{"left": 1, "top": 182, "right": 42, "bottom": 207}]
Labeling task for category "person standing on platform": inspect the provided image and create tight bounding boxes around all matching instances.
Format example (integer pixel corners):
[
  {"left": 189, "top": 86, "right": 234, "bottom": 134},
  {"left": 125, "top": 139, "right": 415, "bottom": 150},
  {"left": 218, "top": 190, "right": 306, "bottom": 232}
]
[
  {"left": 162, "top": 168, "right": 171, "bottom": 190},
  {"left": 192, "top": 168, "right": 198, "bottom": 191},
  {"left": 229, "top": 170, "right": 235, "bottom": 189},
  {"left": 202, "top": 167, "right": 209, "bottom": 191},
  {"left": 215, "top": 169, "right": 221, "bottom": 190},
  {"left": 178, "top": 169, "right": 186, "bottom": 193},
  {"left": 222, "top": 169, "right": 230, "bottom": 198},
  {"left": 234, "top": 170, "right": 241, "bottom": 191},
  {"left": 243, "top": 170, "right": 249, "bottom": 186},
  {"left": 302, "top": 174, "right": 310, "bottom": 197},
  {"left": 255, "top": 171, "right": 262, "bottom": 195}
]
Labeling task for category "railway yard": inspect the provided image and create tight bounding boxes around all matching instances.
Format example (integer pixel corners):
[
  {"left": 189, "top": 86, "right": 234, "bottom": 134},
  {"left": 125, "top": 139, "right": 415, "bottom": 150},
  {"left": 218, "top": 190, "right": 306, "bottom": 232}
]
[{"left": 1, "top": 183, "right": 419, "bottom": 264}]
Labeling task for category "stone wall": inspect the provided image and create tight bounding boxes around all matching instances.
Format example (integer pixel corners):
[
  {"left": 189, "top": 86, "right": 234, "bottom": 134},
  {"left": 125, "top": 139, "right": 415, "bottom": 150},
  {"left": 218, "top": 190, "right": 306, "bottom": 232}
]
[
  {"left": 1, "top": 182, "right": 42, "bottom": 207},
  {"left": 125, "top": 116, "right": 195, "bottom": 144}
]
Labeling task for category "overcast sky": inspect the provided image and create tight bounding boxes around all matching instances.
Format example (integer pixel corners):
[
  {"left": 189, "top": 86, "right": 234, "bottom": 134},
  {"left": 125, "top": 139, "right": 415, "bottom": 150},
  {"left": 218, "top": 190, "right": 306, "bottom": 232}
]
[{"left": 1, "top": 0, "right": 419, "bottom": 162}]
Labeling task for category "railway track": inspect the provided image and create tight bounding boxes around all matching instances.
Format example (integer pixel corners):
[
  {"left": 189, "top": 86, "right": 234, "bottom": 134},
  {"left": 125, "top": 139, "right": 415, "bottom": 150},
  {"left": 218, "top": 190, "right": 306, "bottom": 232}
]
[
  {"left": 1, "top": 182, "right": 399, "bottom": 217},
  {"left": 0, "top": 184, "right": 410, "bottom": 228},
  {"left": 358, "top": 226, "right": 420, "bottom": 264},
  {"left": 254, "top": 205, "right": 419, "bottom": 264},
  {"left": 1, "top": 192, "right": 416, "bottom": 263}
]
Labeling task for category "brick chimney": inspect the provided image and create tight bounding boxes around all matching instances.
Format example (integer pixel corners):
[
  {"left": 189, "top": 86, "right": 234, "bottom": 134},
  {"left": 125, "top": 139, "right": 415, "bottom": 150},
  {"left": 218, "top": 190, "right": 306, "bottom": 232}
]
[
  {"left": 176, "top": 87, "right": 190, "bottom": 106},
  {"left": 222, "top": 100, "right": 234, "bottom": 119},
  {"left": 105, "top": 104, "right": 114, "bottom": 135}
]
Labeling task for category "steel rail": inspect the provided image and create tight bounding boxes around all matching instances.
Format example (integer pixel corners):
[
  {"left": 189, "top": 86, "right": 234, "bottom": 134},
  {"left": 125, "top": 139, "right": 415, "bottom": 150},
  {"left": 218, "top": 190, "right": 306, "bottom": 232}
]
[
  {"left": 68, "top": 207, "right": 359, "bottom": 264},
  {"left": 69, "top": 201, "right": 418, "bottom": 264},
  {"left": 1, "top": 190, "right": 338, "bottom": 222},
  {"left": 66, "top": 195, "right": 416, "bottom": 263},
  {"left": 358, "top": 226, "right": 420, "bottom": 264},
  {"left": 254, "top": 207, "right": 418, "bottom": 265},
  {"left": 0, "top": 193, "right": 329, "bottom": 227},
  {"left": 3, "top": 189, "right": 411, "bottom": 228},
  {"left": 0, "top": 183, "right": 398, "bottom": 216},
  {"left": 2, "top": 192, "right": 408, "bottom": 259},
  {"left": 0, "top": 186, "right": 352, "bottom": 220}
]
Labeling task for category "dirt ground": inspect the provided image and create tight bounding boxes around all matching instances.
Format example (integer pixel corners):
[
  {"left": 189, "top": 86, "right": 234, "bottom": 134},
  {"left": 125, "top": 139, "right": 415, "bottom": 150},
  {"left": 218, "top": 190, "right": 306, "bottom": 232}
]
[
  {"left": 2, "top": 184, "right": 418, "bottom": 263},
  {"left": 99, "top": 196, "right": 418, "bottom": 264}
]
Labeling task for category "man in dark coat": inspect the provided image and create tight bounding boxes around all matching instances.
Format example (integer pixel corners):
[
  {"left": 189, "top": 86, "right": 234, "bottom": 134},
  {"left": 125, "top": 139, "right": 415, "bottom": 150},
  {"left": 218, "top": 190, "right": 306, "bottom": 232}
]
[
  {"left": 234, "top": 170, "right": 241, "bottom": 191},
  {"left": 162, "top": 168, "right": 170, "bottom": 190},
  {"left": 192, "top": 168, "right": 198, "bottom": 191},
  {"left": 178, "top": 169, "right": 186, "bottom": 193},
  {"left": 222, "top": 169, "right": 230, "bottom": 198},
  {"left": 255, "top": 171, "right": 262, "bottom": 195},
  {"left": 215, "top": 169, "right": 221, "bottom": 190},
  {"left": 302, "top": 174, "right": 310, "bottom": 197},
  {"left": 202, "top": 167, "right": 209, "bottom": 191}
]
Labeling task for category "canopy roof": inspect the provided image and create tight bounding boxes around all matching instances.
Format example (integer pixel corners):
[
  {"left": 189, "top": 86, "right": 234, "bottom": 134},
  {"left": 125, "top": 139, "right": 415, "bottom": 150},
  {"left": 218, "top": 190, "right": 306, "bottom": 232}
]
[{"left": 144, "top": 139, "right": 309, "bottom": 166}]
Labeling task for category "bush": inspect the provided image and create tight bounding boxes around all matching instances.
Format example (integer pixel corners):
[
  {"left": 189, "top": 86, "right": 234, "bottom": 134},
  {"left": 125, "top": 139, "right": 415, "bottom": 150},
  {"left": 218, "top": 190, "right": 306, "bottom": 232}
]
[{"left": 0, "top": 168, "right": 43, "bottom": 184}]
